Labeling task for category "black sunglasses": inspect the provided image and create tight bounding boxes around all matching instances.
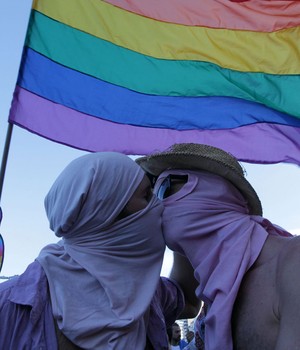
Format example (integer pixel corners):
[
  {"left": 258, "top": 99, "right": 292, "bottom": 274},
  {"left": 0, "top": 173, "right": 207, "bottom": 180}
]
[{"left": 157, "top": 175, "right": 188, "bottom": 200}]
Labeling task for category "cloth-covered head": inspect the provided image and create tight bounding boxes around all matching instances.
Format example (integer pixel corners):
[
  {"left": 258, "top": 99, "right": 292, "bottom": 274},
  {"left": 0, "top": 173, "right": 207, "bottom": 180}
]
[
  {"left": 45, "top": 152, "right": 145, "bottom": 238},
  {"left": 137, "top": 142, "right": 262, "bottom": 216},
  {"left": 39, "top": 152, "right": 166, "bottom": 348},
  {"left": 153, "top": 169, "right": 290, "bottom": 350}
]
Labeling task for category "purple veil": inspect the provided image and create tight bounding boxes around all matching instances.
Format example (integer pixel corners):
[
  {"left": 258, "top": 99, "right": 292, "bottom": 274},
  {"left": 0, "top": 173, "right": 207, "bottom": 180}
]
[
  {"left": 37, "top": 152, "right": 165, "bottom": 349},
  {"left": 155, "top": 169, "right": 291, "bottom": 350}
]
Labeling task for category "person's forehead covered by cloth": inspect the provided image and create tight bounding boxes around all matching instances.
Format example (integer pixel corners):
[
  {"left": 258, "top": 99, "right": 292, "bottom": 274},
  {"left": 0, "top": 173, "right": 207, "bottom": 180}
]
[
  {"left": 138, "top": 143, "right": 266, "bottom": 264},
  {"left": 45, "top": 152, "right": 145, "bottom": 238},
  {"left": 137, "top": 142, "right": 262, "bottom": 215}
]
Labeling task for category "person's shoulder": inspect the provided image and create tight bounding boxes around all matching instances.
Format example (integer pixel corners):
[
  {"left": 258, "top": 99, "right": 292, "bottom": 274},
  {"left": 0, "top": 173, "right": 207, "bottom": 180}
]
[
  {"left": 274, "top": 236, "right": 300, "bottom": 347},
  {"left": 153, "top": 277, "right": 185, "bottom": 323},
  {"left": 158, "top": 277, "right": 183, "bottom": 294},
  {"left": 277, "top": 237, "right": 300, "bottom": 296},
  {"left": 180, "top": 339, "right": 188, "bottom": 347},
  {"left": 278, "top": 236, "right": 300, "bottom": 267}
]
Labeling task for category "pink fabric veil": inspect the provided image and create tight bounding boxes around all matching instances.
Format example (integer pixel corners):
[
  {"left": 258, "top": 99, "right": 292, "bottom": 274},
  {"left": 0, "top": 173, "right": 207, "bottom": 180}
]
[
  {"left": 37, "top": 152, "right": 165, "bottom": 349},
  {"left": 154, "top": 169, "right": 291, "bottom": 350}
]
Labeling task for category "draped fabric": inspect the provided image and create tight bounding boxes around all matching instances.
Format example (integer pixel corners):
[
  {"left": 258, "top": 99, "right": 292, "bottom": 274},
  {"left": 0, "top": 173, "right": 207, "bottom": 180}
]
[
  {"left": 8, "top": 0, "right": 300, "bottom": 164},
  {"left": 37, "top": 152, "right": 166, "bottom": 349},
  {"left": 155, "top": 169, "right": 292, "bottom": 350}
]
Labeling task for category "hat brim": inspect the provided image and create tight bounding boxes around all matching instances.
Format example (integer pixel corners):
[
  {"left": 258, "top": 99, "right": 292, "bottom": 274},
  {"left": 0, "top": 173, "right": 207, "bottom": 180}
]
[{"left": 137, "top": 153, "right": 262, "bottom": 216}]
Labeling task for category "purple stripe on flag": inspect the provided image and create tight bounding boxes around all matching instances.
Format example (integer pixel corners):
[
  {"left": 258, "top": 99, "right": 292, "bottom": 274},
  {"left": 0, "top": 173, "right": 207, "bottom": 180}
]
[{"left": 9, "top": 87, "right": 300, "bottom": 164}]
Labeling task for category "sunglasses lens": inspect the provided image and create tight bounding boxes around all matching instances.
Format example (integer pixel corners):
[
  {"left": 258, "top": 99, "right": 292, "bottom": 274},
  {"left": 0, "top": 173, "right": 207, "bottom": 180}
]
[
  {"left": 157, "top": 175, "right": 188, "bottom": 200},
  {"left": 157, "top": 177, "right": 171, "bottom": 200}
]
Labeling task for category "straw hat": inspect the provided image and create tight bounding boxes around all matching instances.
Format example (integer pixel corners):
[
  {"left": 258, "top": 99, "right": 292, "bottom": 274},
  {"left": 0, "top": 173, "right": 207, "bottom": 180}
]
[{"left": 136, "top": 143, "right": 262, "bottom": 215}]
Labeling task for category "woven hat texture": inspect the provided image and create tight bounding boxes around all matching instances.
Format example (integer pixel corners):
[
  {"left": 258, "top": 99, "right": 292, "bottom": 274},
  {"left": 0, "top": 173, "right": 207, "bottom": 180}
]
[{"left": 137, "top": 143, "right": 262, "bottom": 215}]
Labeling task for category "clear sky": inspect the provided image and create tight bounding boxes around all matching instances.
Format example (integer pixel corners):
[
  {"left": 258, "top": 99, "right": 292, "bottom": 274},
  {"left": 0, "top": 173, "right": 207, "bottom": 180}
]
[{"left": 0, "top": 0, "right": 299, "bottom": 279}]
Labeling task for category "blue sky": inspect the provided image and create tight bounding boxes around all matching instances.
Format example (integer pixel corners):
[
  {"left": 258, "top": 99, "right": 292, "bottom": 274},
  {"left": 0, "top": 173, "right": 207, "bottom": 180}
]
[{"left": 0, "top": 0, "right": 299, "bottom": 278}]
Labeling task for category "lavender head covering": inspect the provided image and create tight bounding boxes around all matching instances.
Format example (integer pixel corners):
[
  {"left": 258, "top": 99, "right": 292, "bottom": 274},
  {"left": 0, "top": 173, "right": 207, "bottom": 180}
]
[
  {"left": 37, "top": 152, "right": 165, "bottom": 349},
  {"left": 154, "top": 169, "right": 291, "bottom": 350}
]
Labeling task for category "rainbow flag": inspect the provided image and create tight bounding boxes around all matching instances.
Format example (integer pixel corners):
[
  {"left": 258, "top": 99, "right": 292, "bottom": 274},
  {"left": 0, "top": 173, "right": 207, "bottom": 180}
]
[{"left": 8, "top": 0, "right": 300, "bottom": 164}]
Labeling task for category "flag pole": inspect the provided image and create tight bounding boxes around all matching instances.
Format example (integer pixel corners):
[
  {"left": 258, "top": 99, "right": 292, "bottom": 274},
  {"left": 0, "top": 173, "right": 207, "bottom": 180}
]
[{"left": 0, "top": 122, "right": 14, "bottom": 203}]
